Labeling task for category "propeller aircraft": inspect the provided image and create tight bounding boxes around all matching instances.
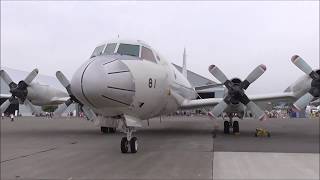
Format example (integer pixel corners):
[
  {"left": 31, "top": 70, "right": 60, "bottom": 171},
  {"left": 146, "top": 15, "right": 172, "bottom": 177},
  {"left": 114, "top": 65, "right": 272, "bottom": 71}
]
[{"left": 52, "top": 39, "right": 319, "bottom": 153}]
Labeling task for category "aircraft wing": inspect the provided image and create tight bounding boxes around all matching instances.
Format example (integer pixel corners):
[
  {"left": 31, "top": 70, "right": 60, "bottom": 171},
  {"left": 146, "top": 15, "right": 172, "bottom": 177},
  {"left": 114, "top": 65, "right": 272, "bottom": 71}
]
[
  {"left": 194, "top": 83, "right": 223, "bottom": 91},
  {"left": 249, "top": 92, "right": 296, "bottom": 104},
  {"left": 248, "top": 92, "right": 296, "bottom": 110},
  {"left": 50, "top": 97, "right": 70, "bottom": 104},
  {"left": 179, "top": 92, "right": 296, "bottom": 110},
  {"left": 179, "top": 98, "right": 221, "bottom": 109}
]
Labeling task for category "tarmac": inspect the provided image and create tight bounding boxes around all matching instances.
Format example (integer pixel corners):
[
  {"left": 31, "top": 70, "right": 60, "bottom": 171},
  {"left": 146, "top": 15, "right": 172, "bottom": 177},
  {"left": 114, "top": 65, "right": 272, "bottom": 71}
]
[{"left": 1, "top": 116, "right": 319, "bottom": 180}]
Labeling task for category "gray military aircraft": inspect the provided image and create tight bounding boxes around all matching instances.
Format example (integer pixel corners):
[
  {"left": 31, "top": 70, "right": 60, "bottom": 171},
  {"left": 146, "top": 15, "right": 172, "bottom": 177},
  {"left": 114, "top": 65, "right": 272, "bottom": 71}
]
[
  {"left": 0, "top": 69, "right": 69, "bottom": 114},
  {"left": 53, "top": 39, "right": 319, "bottom": 153}
]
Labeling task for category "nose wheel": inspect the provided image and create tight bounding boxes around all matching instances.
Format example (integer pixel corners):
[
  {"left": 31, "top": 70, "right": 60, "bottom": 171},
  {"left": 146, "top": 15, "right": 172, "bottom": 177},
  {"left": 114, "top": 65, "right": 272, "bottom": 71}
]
[{"left": 120, "top": 127, "right": 138, "bottom": 153}]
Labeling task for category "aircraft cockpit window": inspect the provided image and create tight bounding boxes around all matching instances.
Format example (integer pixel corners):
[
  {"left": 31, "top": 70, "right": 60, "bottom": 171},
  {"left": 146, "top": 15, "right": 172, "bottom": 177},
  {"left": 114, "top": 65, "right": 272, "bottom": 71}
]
[
  {"left": 91, "top": 45, "right": 105, "bottom": 58},
  {"left": 141, "top": 47, "right": 156, "bottom": 63},
  {"left": 117, "top": 44, "right": 140, "bottom": 57},
  {"left": 103, "top": 43, "right": 117, "bottom": 55}
]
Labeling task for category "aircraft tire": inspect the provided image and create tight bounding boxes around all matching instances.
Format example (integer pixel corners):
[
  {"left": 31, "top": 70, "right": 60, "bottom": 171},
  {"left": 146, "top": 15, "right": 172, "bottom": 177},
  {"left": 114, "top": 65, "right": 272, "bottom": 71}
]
[
  {"left": 233, "top": 121, "right": 239, "bottom": 133},
  {"left": 130, "top": 137, "right": 138, "bottom": 153},
  {"left": 101, "top": 127, "right": 108, "bottom": 133},
  {"left": 121, "top": 137, "right": 129, "bottom": 153},
  {"left": 224, "top": 121, "right": 230, "bottom": 134},
  {"left": 109, "top": 128, "right": 116, "bottom": 133}
]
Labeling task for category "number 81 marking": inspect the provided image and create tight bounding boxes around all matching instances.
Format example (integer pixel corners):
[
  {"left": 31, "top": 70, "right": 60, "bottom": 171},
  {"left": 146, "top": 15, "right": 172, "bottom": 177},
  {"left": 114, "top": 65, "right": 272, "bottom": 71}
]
[{"left": 148, "top": 78, "right": 156, "bottom": 88}]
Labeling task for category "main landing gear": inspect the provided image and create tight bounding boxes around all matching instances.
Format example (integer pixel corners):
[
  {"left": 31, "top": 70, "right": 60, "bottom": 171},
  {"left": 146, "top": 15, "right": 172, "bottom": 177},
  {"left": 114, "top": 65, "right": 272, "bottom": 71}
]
[
  {"left": 100, "top": 126, "right": 116, "bottom": 134},
  {"left": 120, "top": 127, "right": 138, "bottom": 153},
  {"left": 224, "top": 119, "right": 240, "bottom": 134}
]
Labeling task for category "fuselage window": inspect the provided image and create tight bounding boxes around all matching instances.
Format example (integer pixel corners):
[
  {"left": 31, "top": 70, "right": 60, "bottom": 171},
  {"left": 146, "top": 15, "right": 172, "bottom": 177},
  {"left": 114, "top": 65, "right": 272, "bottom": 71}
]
[
  {"left": 103, "top": 43, "right": 117, "bottom": 55},
  {"left": 117, "top": 44, "right": 140, "bottom": 57},
  {"left": 141, "top": 47, "right": 156, "bottom": 63},
  {"left": 91, "top": 45, "right": 105, "bottom": 58}
]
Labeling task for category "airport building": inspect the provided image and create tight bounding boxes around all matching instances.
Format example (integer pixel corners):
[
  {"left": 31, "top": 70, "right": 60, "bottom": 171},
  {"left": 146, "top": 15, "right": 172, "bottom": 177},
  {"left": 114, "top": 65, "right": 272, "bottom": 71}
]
[{"left": 1, "top": 66, "right": 225, "bottom": 116}]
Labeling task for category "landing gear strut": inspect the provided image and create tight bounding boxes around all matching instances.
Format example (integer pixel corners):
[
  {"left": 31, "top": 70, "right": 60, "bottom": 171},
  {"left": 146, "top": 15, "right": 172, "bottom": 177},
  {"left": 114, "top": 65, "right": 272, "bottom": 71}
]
[
  {"left": 120, "top": 127, "right": 138, "bottom": 153},
  {"left": 224, "top": 121, "right": 230, "bottom": 134},
  {"left": 223, "top": 119, "right": 240, "bottom": 134},
  {"left": 100, "top": 127, "right": 116, "bottom": 134},
  {"left": 233, "top": 121, "right": 239, "bottom": 134}
]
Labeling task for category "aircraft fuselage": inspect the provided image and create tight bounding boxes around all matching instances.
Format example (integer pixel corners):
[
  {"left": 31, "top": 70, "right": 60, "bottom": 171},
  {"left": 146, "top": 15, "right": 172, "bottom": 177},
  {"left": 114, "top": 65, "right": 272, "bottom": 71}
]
[{"left": 70, "top": 54, "right": 196, "bottom": 120}]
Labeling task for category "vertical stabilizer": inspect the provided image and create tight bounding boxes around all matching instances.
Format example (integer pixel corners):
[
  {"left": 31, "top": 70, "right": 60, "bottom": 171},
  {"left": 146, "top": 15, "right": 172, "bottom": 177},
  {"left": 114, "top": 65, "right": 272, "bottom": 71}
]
[{"left": 182, "top": 47, "right": 187, "bottom": 78}]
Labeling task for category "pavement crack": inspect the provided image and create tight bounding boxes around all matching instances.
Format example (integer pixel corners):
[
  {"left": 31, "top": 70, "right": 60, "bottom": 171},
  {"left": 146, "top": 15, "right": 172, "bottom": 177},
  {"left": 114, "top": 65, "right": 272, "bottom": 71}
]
[{"left": 1, "top": 147, "right": 57, "bottom": 163}]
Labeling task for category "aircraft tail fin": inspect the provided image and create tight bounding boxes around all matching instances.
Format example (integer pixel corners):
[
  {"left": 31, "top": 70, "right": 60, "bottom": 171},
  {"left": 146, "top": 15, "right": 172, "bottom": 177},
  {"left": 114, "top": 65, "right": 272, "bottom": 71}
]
[{"left": 182, "top": 47, "right": 187, "bottom": 78}]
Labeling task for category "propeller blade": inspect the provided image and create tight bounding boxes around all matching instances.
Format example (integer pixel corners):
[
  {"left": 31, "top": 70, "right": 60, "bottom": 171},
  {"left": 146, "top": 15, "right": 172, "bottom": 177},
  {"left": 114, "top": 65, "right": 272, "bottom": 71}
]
[
  {"left": 208, "top": 65, "right": 229, "bottom": 84},
  {"left": 82, "top": 105, "right": 97, "bottom": 122},
  {"left": 291, "top": 55, "right": 316, "bottom": 77},
  {"left": 54, "top": 98, "right": 73, "bottom": 116},
  {"left": 0, "top": 70, "right": 16, "bottom": 88},
  {"left": 0, "top": 99, "right": 11, "bottom": 113},
  {"left": 24, "top": 68, "right": 39, "bottom": 85},
  {"left": 24, "top": 99, "right": 41, "bottom": 115},
  {"left": 246, "top": 101, "right": 267, "bottom": 121},
  {"left": 56, "top": 71, "right": 72, "bottom": 94},
  {"left": 56, "top": 71, "right": 70, "bottom": 88},
  {"left": 242, "top": 64, "right": 266, "bottom": 89},
  {"left": 293, "top": 92, "right": 314, "bottom": 112},
  {"left": 210, "top": 100, "right": 229, "bottom": 118}
]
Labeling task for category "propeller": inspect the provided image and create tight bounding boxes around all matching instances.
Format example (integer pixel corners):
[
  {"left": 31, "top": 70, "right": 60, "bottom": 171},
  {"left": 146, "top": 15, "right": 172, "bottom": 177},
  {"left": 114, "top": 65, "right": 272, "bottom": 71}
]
[
  {"left": 0, "top": 69, "right": 39, "bottom": 113},
  {"left": 53, "top": 71, "right": 97, "bottom": 121},
  {"left": 291, "top": 55, "right": 320, "bottom": 111},
  {"left": 208, "top": 64, "right": 267, "bottom": 121}
]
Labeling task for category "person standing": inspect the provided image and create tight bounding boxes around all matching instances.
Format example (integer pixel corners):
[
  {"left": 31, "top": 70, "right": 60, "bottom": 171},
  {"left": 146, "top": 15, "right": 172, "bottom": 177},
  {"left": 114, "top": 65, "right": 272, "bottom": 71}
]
[{"left": 10, "top": 114, "right": 14, "bottom": 122}]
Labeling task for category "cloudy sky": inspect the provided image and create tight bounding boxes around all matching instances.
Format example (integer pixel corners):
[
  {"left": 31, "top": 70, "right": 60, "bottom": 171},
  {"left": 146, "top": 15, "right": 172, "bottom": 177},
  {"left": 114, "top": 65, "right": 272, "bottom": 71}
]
[{"left": 1, "top": 1, "right": 319, "bottom": 94}]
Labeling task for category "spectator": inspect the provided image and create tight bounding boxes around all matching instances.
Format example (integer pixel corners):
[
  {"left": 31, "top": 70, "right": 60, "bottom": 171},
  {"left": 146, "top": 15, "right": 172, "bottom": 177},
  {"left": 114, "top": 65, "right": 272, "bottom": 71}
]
[{"left": 10, "top": 114, "right": 14, "bottom": 122}]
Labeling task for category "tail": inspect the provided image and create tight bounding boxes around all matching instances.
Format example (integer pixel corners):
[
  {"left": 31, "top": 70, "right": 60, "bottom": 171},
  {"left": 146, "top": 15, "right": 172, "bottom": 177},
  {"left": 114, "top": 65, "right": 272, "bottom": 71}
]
[{"left": 182, "top": 47, "right": 187, "bottom": 78}]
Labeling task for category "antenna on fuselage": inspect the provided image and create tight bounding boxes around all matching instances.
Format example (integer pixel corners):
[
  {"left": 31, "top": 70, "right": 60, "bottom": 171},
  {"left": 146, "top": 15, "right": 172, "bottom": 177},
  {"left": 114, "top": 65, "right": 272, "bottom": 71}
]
[{"left": 182, "top": 47, "right": 187, "bottom": 78}]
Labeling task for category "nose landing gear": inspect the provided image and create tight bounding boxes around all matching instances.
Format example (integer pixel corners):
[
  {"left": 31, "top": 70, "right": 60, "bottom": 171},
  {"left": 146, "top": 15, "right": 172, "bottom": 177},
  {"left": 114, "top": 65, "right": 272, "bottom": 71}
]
[{"left": 120, "top": 127, "right": 138, "bottom": 153}]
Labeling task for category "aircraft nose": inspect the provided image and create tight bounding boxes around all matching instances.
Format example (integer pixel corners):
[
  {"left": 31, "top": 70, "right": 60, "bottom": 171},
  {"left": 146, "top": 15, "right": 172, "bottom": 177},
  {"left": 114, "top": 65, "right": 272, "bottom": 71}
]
[{"left": 71, "top": 57, "right": 135, "bottom": 108}]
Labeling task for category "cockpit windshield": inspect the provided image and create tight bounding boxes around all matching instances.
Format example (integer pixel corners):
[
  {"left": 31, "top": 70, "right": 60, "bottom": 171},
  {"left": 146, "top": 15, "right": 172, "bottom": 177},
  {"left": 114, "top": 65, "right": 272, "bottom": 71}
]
[
  {"left": 117, "top": 43, "right": 140, "bottom": 57},
  {"left": 90, "top": 45, "right": 105, "bottom": 58},
  {"left": 103, "top": 43, "right": 117, "bottom": 55}
]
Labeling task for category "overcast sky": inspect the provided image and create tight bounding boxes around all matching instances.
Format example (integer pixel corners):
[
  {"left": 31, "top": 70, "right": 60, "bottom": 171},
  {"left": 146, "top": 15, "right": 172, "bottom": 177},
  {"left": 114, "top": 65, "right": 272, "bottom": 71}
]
[{"left": 1, "top": 1, "right": 319, "bottom": 94}]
